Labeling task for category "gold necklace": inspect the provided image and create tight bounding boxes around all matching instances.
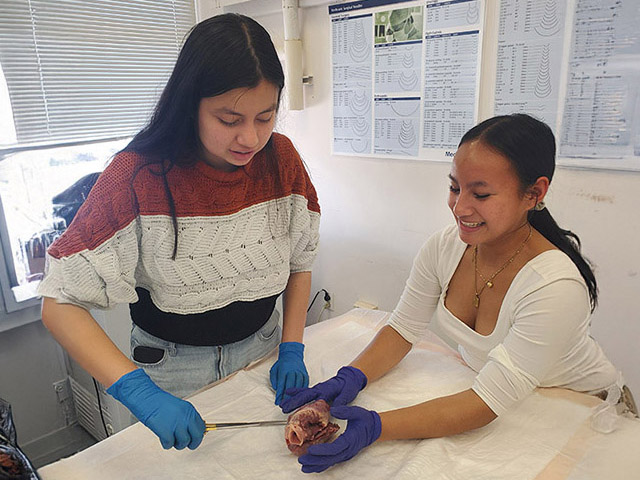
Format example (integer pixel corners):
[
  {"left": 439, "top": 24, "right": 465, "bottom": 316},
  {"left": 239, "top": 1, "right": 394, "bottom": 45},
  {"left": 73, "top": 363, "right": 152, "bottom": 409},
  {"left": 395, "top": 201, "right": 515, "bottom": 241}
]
[{"left": 473, "top": 224, "right": 532, "bottom": 308}]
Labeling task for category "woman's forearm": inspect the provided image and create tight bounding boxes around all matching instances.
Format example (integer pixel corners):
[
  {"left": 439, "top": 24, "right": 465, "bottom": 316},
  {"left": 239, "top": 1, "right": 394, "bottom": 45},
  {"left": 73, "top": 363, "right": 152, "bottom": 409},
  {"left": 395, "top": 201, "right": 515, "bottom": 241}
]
[
  {"left": 378, "top": 389, "right": 497, "bottom": 441},
  {"left": 350, "top": 326, "right": 496, "bottom": 439},
  {"left": 350, "top": 325, "right": 412, "bottom": 382},
  {"left": 41, "top": 297, "right": 137, "bottom": 387},
  {"left": 281, "top": 271, "right": 312, "bottom": 343}
]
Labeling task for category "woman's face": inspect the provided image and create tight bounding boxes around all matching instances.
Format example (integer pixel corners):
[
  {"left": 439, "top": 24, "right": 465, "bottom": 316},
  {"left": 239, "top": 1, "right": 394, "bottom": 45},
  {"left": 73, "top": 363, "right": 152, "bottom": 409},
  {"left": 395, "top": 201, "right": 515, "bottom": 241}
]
[
  {"left": 448, "top": 140, "right": 537, "bottom": 247},
  {"left": 197, "top": 79, "right": 279, "bottom": 171}
]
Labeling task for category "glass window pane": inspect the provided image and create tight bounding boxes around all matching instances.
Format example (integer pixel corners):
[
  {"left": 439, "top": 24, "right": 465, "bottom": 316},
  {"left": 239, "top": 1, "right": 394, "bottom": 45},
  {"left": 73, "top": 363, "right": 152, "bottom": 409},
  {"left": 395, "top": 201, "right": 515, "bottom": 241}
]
[{"left": 0, "top": 139, "right": 128, "bottom": 300}]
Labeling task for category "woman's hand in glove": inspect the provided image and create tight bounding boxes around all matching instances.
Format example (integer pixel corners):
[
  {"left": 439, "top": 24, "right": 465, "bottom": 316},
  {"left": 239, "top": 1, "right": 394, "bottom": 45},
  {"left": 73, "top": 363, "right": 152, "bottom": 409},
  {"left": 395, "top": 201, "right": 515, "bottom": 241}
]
[
  {"left": 107, "top": 368, "right": 205, "bottom": 450},
  {"left": 270, "top": 342, "right": 309, "bottom": 405},
  {"left": 298, "top": 405, "right": 381, "bottom": 473},
  {"left": 280, "top": 366, "right": 367, "bottom": 413}
]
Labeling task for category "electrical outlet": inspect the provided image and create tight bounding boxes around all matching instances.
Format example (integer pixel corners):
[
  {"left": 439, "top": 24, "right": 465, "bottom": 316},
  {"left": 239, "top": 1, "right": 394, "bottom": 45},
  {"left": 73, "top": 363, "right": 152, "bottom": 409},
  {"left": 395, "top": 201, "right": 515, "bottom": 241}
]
[
  {"left": 53, "top": 379, "right": 71, "bottom": 401},
  {"left": 307, "top": 289, "right": 333, "bottom": 326},
  {"left": 323, "top": 290, "right": 332, "bottom": 311},
  {"left": 53, "top": 378, "right": 77, "bottom": 426}
]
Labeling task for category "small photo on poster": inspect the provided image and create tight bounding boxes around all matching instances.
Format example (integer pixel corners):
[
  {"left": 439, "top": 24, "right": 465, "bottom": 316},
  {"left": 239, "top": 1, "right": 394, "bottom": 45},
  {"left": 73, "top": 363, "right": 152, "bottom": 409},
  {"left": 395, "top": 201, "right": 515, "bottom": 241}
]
[{"left": 374, "top": 7, "right": 423, "bottom": 44}]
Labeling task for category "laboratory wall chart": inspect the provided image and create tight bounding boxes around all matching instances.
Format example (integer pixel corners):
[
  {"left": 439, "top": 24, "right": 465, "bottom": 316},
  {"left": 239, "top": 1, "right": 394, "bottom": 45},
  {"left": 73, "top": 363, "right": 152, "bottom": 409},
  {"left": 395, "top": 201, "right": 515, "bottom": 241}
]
[
  {"left": 331, "top": 0, "right": 483, "bottom": 161},
  {"left": 329, "top": 0, "right": 640, "bottom": 171}
]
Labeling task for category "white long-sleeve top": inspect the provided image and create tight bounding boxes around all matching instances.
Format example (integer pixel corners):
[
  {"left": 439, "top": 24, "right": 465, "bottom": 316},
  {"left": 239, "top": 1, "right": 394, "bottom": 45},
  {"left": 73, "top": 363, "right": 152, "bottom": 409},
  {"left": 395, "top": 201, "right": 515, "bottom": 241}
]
[{"left": 387, "top": 224, "right": 620, "bottom": 415}]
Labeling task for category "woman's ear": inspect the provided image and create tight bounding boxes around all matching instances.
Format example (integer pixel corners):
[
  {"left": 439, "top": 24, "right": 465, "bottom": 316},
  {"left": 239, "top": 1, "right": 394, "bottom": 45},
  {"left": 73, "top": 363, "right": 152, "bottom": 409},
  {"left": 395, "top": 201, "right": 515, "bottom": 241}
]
[{"left": 527, "top": 176, "right": 550, "bottom": 207}]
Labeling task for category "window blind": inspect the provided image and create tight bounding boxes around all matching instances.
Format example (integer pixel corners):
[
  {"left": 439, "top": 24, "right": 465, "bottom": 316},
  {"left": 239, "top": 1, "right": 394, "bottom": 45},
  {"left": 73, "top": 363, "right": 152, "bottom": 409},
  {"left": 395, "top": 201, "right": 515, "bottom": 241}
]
[{"left": 0, "top": 0, "right": 195, "bottom": 147}]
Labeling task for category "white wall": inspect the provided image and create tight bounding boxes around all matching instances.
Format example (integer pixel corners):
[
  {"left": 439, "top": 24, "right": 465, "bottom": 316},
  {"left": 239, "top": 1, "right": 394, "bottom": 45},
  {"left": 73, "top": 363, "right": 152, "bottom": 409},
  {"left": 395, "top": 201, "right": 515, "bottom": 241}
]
[
  {"left": 218, "top": 0, "right": 640, "bottom": 396},
  {"left": 0, "top": 309, "right": 84, "bottom": 466}
]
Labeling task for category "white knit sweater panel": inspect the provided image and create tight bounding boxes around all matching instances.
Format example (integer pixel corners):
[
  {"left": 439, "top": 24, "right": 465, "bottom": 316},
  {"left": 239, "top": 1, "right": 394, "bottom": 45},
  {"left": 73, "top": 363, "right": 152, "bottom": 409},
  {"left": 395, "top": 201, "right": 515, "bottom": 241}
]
[{"left": 39, "top": 194, "right": 319, "bottom": 314}]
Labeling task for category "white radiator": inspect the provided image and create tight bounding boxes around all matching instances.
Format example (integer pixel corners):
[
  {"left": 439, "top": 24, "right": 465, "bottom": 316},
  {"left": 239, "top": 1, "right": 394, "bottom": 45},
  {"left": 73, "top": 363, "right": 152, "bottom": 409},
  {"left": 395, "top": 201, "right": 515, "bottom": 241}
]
[{"left": 69, "top": 376, "right": 134, "bottom": 441}]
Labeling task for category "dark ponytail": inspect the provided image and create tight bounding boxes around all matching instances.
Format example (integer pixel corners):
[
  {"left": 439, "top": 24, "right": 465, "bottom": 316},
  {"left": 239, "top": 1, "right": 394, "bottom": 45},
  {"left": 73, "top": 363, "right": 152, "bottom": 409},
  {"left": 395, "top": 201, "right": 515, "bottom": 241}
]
[
  {"left": 528, "top": 208, "right": 597, "bottom": 310},
  {"left": 459, "top": 114, "right": 598, "bottom": 311}
]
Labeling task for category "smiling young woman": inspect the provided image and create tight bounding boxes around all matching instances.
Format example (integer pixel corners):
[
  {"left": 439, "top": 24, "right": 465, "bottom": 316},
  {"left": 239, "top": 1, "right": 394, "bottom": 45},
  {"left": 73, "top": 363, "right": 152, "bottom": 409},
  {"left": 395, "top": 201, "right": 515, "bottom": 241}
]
[
  {"left": 447, "top": 139, "right": 548, "bottom": 250},
  {"left": 279, "top": 113, "right": 630, "bottom": 474},
  {"left": 444, "top": 136, "right": 554, "bottom": 333}
]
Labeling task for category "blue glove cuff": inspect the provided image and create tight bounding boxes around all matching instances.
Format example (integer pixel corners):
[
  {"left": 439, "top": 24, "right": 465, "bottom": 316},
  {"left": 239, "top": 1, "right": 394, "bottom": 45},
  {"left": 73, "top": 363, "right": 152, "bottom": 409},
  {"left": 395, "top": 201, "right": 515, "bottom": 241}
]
[
  {"left": 279, "top": 341, "right": 305, "bottom": 357},
  {"left": 106, "top": 368, "right": 152, "bottom": 401}
]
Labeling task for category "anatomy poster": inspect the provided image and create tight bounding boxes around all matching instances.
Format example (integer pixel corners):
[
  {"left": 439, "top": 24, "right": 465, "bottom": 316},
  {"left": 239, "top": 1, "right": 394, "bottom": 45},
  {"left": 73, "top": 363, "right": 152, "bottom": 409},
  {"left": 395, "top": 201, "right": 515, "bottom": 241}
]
[
  {"left": 330, "top": 0, "right": 484, "bottom": 161},
  {"left": 330, "top": 0, "right": 640, "bottom": 170},
  {"left": 493, "top": 0, "right": 568, "bottom": 131},
  {"left": 558, "top": 0, "right": 640, "bottom": 170},
  {"left": 492, "top": 0, "right": 640, "bottom": 170}
]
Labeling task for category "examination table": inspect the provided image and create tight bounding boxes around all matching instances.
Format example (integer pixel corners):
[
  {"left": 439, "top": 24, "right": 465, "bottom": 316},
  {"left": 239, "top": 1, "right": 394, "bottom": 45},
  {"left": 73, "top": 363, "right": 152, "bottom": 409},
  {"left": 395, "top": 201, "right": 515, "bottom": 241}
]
[{"left": 39, "top": 309, "right": 640, "bottom": 479}]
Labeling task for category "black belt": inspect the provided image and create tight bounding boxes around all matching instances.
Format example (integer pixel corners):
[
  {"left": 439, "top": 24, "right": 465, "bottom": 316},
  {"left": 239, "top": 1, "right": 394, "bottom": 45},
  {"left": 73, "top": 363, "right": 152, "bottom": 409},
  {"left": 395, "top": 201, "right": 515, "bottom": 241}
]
[{"left": 130, "top": 287, "right": 279, "bottom": 346}]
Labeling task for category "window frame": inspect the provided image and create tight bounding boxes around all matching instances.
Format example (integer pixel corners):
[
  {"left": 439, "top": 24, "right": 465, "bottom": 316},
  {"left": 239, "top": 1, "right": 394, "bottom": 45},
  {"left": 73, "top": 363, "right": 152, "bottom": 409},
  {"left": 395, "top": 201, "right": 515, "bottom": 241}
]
[
  {"left": 0, "top": 0, "right": 196, "bottom": 319},
  {"left": 0, "top": 137, "right": 129, "bottom": 314},
  {"left": 0, "top": 190, "right": 42, "bottom": 331},
  {"left": 0, "top": 194, "right": 41, "bottom": 313}
]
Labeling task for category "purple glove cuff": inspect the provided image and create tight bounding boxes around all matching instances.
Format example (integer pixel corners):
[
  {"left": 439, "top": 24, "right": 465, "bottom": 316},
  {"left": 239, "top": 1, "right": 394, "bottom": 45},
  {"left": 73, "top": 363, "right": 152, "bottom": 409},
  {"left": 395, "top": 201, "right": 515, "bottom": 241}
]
[
  {"left": 371, "top": 410, "right": 382, "bottom": 442},
  {"left": 338, "top": 366, "right": 368, "bottom": 390}
]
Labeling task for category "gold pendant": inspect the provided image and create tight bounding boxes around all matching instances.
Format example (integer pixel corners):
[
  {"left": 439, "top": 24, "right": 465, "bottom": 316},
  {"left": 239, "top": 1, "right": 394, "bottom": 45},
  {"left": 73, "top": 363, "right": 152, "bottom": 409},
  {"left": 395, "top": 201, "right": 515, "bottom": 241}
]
[
  {"left": 486, "top": 281, "right": 493, "bottom": 288},
  {"left": 474, "top": 294, "right": 480, "bottom": 308}
]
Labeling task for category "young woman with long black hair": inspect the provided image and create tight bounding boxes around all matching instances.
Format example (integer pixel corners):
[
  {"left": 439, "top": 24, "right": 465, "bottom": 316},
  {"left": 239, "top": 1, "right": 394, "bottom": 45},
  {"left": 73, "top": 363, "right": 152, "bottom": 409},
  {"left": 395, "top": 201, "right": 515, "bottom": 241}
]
[
  {"left": 281, "top": 114, "right": 630, "bottom": 473},
  {"left": 39, "top": 13, "right": 320, "bottom": 451}
]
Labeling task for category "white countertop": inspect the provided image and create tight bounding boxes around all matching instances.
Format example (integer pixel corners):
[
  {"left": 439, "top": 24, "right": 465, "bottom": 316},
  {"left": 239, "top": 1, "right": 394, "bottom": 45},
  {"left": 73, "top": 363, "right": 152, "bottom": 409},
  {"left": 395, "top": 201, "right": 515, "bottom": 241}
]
[{"left": 39, "top": 308, "right": 640, "bottom": 479}]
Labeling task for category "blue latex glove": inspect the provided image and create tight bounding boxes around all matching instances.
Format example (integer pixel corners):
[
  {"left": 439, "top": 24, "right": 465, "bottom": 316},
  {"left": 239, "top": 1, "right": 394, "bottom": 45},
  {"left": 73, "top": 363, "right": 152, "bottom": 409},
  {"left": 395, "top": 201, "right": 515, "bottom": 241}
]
[
  {"left": 270, "top": 342, "right": 309, "bottom": 405},
  {"left": 298, "top": 405, "right": 382, "bottom": 473},
  {"left": 280, "top": 366, "right": 367, "bottom": 414},
  {"left": 106, "top": 368, "right": 205, "bottom": 450}
]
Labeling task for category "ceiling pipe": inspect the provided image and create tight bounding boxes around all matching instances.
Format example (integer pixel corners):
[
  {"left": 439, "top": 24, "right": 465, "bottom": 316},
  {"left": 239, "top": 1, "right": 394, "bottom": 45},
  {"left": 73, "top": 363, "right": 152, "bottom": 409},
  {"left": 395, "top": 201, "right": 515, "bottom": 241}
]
[{"left": 282, "top": 0, "right": 304, "bottom": 110}]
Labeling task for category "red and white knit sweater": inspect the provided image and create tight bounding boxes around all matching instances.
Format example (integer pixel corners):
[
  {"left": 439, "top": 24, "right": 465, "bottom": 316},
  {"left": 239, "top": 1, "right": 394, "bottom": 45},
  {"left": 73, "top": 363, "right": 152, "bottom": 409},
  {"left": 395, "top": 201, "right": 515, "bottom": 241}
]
[{"left": 38, "top": 133, "right": 320, "bottom": 315}]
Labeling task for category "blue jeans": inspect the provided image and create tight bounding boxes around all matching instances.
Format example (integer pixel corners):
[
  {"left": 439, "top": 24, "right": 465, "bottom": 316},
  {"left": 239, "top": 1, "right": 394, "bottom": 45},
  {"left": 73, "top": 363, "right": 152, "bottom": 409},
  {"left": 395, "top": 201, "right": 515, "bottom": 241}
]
[{"left": 130, "top": 309, "right": 281, "bottom": 399}]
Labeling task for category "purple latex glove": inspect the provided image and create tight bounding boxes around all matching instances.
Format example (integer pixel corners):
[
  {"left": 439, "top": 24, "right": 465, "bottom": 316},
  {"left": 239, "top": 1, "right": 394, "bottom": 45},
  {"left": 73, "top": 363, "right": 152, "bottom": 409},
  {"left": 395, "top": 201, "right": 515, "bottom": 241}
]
[
  {"left": 298, "top": 405, "right": 382, "bottom": 473},
  {"left": 107, "top": 368, "right": 205, "bottom": 450},
  {"left": 280, "top": 366, "right": 367, "bottom": 413}
]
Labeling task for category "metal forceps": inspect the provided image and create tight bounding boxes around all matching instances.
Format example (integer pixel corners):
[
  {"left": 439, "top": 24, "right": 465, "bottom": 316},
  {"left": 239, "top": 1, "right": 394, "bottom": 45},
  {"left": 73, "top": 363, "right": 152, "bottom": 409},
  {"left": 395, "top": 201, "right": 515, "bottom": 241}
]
[{"left": 205, "top": 419, "right": 287, "bottom": 432}]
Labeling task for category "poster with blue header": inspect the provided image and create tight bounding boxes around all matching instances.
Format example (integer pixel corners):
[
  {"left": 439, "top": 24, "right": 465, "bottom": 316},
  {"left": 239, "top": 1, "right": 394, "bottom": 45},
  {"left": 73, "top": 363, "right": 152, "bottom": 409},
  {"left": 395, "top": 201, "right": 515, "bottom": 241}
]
[{"left": 330, "top": 0, "right": 484, "bottom": 162}]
